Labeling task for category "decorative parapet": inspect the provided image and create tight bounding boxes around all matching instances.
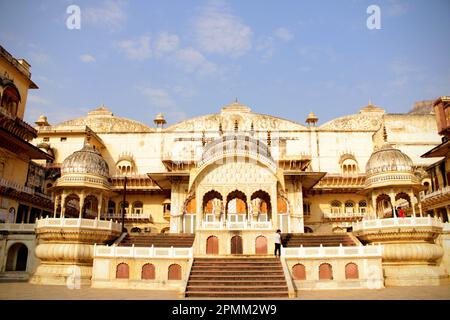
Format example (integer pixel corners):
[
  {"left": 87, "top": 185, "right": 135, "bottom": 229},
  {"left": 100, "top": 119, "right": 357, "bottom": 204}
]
[
  {"left": 419, "top": 186, "right": 450, "bottom": 208},
  {"left": 93, "top": 244, "right": 193, "bottom": 259},
  {"left": 0, "top": 223, "right": 36, "bottom": 232},
  {"left": 36, "top": 217, "right": 122, "bottom": 232},
  {"left": 323, "top": 210, "right": 366, "bottom": 220},
  {"left": 105, "top": 212, "right": 153, "bottom": 222},
  {"left": 200, "top": 218, "right": 273, "bottom": 230},
  {"left": 0, "top": 177, "right": 51, "bottom": 200},
  {"left": 352, "top": 216, "right": 443, "bottom": 233},
  {"left": 282, "top": 244, "right": 382, "bottom": 258}
]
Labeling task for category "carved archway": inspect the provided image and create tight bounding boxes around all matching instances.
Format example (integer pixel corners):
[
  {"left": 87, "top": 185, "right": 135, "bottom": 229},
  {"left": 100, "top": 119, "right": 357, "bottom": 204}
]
[{"left": 226, "top": 190, "right": 247, "bottom": 215}]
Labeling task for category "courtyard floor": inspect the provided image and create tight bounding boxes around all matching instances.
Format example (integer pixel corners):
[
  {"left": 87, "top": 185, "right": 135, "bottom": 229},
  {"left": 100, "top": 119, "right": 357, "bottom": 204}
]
[{"left": 0, "top": 282, "right": 449, "bottom": 300}]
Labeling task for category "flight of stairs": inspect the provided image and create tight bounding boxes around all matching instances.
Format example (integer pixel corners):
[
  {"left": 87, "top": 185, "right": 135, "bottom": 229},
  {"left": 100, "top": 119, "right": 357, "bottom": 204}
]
[
  {"left": 282, "top": 233, "right": 358, "bottom": 247},
  {"left": 118, "top": 233, "right": 195, "bottom": 247},
  {"left": 185, "top": 257, "right": 289, "bottom": 298}
]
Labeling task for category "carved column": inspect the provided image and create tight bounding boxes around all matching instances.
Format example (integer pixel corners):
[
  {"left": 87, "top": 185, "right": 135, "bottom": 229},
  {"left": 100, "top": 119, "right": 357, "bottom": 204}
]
[
  {"left": 97, "top": 193, "right": 103, "bottom": 220},
  {"left": 371, "top": 192, "right": 377, "bottom": 219},
  {"left": 79, "top": 192, "right": 85, "bottom": 219},
  {"left": 409, "top": 190, "right": 416, "bottom": 217},
  {"left": 389, "top": 192, "right": 397, "bottom": 218},
  {"left": 54, "top": 194, "right": 60, "bottom": 218},
  {"left": 61, "top": 192, "right": 67, "bottom": 218}
]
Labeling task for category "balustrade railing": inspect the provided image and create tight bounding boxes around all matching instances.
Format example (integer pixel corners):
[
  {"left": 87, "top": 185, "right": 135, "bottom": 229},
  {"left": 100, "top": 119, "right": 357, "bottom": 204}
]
[
  {"left": 323, "top": 210, "right": 366, "bottom": 219},
  {"left": 0, "top": 223, "right": 36, "bottom": 232},
  {"left": 282, "top": 244, "right": 382, "bottom": 258},
  {"left": 36, "top": 217, "right": 122, "bottom": 232},
  {"left": 352, "top": 216, "right": 443, "bottom": 232},
  {"left": 94, "top": 244, "right": 193, "bottom": 258},
  {"left": 201, "top": 218, "right": 272, "bottom": 230},
  {"left": 105, "top": 212, "right": 152, "bottom": 220},
  {"left": 0, "top": 177, "right": 52, "bottom": 200},
  {"left": 420, "top": 186, "right": 450, "bottom": 202}
]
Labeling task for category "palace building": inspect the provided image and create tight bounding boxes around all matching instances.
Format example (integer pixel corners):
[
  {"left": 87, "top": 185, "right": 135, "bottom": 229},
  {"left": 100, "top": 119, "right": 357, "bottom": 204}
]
[{"left": 1, "top": 45, "right": 449, "bottom": 297}]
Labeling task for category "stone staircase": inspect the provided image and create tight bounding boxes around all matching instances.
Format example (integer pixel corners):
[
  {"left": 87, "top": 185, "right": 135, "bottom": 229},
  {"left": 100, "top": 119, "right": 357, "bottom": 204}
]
[
  {"left": 282, "top": 233, "right": 358, "bottom": 247},
  {"left": 118, "top": 233, "right": 195, "bottom": 247},
  {"left": 185, "top": 257, "right": 289, "bottom": 298}
]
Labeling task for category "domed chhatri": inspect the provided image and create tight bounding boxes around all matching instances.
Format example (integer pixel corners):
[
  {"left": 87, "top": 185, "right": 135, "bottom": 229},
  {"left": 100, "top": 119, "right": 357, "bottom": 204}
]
[
  {"left": 61, "top": 143, "right": 109, "bottom": 178},
  {"left": 365, "top": 144, "right": 414, "bottom": 175}
]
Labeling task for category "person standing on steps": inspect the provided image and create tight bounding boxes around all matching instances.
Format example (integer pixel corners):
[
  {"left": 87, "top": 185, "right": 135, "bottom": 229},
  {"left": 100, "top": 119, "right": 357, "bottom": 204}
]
[{"left": 274, "top": 229, "right": 282, "bottom": 258}]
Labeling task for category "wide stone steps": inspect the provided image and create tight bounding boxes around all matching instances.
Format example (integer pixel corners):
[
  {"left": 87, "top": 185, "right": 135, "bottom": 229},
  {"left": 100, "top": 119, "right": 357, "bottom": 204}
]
[
  {"left": 188, "top": 275, "right": 287, "bottom": 281},
  {"left": 185, "top": 258, "right": 289, "bottom": 298},
  {"left": 281, "top": 233, "right": 357, "bottom": 247},
  {"left": 187, "top": 280, "right": 288, "bottom": 286},
  {"left": 186, "top": 291, "right": 289, "bottom": 298},
  {"left": 119, "top": 233, "right": 195, "bottom": 248}
]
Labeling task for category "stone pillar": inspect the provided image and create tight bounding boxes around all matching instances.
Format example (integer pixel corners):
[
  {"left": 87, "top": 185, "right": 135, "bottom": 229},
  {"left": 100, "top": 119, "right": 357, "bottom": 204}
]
[
  {"left": 54, "top": 195, "right": 60, "bottom": 218},
  {"left": 409, "top": 190, "right": 416, "bottom": 217},
  {"left": 97, "top": 193, "right": 103, "bottom": 220},
  {"left": 271, "top": 185, "right": 279, "bottom": 231},
  {"left": 371, "top": 193, "right": 377, "bottom": 219},
  {"left": 389, "top": 192, "right": 397, "bottom": 218},
  {"left": 290, "top": 180, "right": 304, "bottom": 233},
  {"left": 79, "top": 193, "right": 85, "bottom": 219},
  {"left": 61, "top": 193, "right": 67, "bottom": 218}
]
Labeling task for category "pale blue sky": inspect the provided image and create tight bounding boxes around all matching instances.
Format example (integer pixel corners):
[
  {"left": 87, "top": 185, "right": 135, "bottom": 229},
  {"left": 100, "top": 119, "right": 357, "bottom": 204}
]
[{"left": 1, "top": 0, "right": 449, "bottom": 127}]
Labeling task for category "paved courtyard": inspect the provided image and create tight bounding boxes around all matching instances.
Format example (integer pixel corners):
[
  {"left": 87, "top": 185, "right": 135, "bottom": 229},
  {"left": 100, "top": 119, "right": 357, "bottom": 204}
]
[{"left": 0, "top": 282, "right": 449, "bottom": 300}]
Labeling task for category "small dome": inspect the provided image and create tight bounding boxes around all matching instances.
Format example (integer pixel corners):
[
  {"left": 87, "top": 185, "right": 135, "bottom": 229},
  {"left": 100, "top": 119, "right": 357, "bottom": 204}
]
[
  {"left": 35, "top": 115, "right": 49, "bottom": 126},
  {"left": 365, "top": 144, "right": 413, "bottom": 175},
  {"left": 61, "top": 143, "right": 109, "bottom": 178},
  {"left": 154, "top": 113, "right": 166, "bottom": 125},
  {"left": 305, "top": 111, "right": 318, "bottom": 124}
]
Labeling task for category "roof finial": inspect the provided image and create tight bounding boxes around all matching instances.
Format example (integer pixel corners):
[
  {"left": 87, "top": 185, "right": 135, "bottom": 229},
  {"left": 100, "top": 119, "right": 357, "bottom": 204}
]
[{"left": 235, "top": 97, "right": 238, "bottom": 103}]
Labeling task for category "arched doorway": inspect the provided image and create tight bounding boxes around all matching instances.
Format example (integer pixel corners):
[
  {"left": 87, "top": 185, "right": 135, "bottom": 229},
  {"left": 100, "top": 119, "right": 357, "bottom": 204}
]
[
  {"left": 376, "top": 194, "right": 393, "bottom": 218},
  {"left": 231, "top": 235, "right": 243, "bottom": 254},
  {"left": 206, "top": 236, "right": 219, "bottom": 255},
  {"left": 6, "top": 243, "right": 28, "bottom": 271},
  {"left": 255, "top": 236, "right": 267, "bottom": 254},
  {"left": 65, "top": 194, "right": 80, "bottom": 217},
  {"left": 82, "top": 195, "right": 99, "bottom": 218}
]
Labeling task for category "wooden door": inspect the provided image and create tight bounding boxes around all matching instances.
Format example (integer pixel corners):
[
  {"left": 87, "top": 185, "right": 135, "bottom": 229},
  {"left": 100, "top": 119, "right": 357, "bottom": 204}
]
[
  {"left": 255, "top": 236, "right": 267, "bottom": 255},
  {"left": 231, "top": 235, "right": 243, "bottom": 254},
  {"left": 206, "top": 236, "right": 219, "bottom": 255}
]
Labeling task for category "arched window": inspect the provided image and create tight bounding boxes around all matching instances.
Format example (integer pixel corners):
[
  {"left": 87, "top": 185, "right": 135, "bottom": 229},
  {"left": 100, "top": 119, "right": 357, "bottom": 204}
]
[
  {"left": 132, "top": 201, "right": 143, "bottom": 214},
  {"left": 168, "top": 264, "right": 182, "bottom": 280},
  {"left": 345, "top": 262, "right": 359, "bottom": 279},
  {"left": 108, "top": 200, "right": 116, "bottom": 214},
  {"left": 331, "top": 201, "right": 342, "bottom": 214},
  {"left": 292, "top": 264, "right": 306, "bottom": 280},
  {"left": 319, "top": 263, "right": 333, "bottom": 280},
  {"left": 344, "top": 201, "right": 355, "bottom": 214},
  {"left": 340, "top": 156, "right": 358, "bottom": 175},
  {"left": 358, "top": 200, "right": 367, "bottom": 213},
  {"left": 141, "top": 263, "right": 155, "bottom": 280},
  {"left": 116, "top": 263, "right": 129, "bottom": 279},
  {"left": 345, "top": 263, "right": 359, "bottom": 279},
  {"left": 119, "top": 201, "right": 129, "bottom": 214},
  {"left": 1, "top": 85, "right": 20, "bottom": 116}
]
